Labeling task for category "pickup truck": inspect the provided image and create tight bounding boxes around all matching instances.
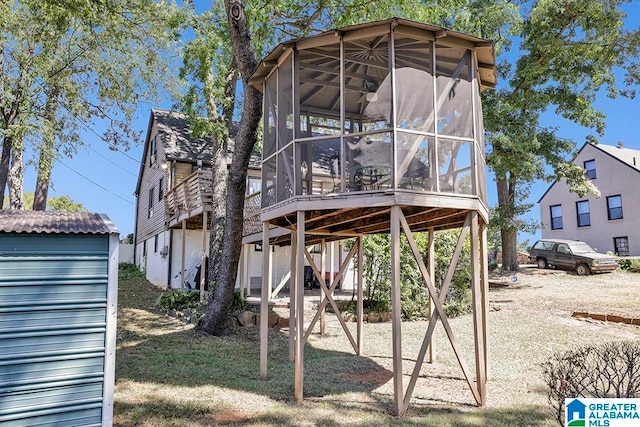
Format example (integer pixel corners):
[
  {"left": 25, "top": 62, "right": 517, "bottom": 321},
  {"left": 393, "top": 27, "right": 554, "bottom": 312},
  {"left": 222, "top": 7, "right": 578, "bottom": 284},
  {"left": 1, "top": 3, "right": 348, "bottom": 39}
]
[{"left": 528, "top": 239, "right": 618, "bottom": 276}]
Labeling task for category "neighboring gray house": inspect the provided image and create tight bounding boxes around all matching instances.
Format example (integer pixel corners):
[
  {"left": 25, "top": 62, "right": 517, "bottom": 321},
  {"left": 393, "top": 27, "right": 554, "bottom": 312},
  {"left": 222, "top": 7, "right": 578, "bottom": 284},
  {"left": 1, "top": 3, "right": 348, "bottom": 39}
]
[{"left": 538, "top": 142, "right": 640, "bottom": 256}]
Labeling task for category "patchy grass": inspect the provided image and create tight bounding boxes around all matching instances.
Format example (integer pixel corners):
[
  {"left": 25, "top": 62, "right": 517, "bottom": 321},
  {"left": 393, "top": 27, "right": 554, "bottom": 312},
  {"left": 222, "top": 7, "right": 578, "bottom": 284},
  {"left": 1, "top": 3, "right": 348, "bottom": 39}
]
[{"left": 115, "top": 272, "right": 640, "bottom": 426}]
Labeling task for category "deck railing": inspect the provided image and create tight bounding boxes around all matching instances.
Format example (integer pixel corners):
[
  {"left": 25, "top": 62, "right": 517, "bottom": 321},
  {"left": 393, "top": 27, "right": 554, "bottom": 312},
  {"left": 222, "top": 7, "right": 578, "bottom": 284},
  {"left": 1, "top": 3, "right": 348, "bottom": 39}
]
[
  {"left": 164, "top": 169, "right": 263, "bottom": 237},
  {"left": 243, "top": 191, "right": 262, "bottom": 236},
  {"left": 164, "top": 169, "right": 213, "bottom": 221}
]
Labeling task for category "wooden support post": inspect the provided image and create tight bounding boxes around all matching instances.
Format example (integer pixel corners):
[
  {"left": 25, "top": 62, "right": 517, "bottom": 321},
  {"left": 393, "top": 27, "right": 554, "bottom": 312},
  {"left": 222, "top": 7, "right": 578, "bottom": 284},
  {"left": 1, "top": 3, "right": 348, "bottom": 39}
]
[
  {"left": 239, "top": 244, "right": 246, "bottom": 297},
  {"left": 427, "top": 228, "right": 435, "bottom": 363},
  {"left": 246, "top": 246, "right": 252, "bottom": 296},
  {"left": 470, "top": 211, "right": 487, "bottom": 405},
  {"left": 200, "top": 211, "right": 207, "bottom": 300},
  {"left": 480, "top": 219, "right": 490, "bottom": 380},
  {"left": 181, "top": 220, "right": 186, "bottom": 290},
  {"left": 390, "top": 206, "right": 404, "bottom": 415},
  {"left": 260, "top": 224, "right": 270, "bottom": 380},
  {"left": 357, "top": 235, "right": 364, "bottom": 355},
  {"left": 320, "top": 239, "right": 326, "bottom": 335},
  {"left": 294, "top": 211, "right": 305, "bottom": 401},
  {"left": 289, "top": 231, "right": 297, "bottom": 362}
]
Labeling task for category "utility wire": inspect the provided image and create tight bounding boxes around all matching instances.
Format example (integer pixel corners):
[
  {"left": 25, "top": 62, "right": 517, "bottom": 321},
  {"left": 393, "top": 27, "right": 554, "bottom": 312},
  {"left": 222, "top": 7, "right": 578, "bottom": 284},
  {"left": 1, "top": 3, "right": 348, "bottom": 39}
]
[
  {"left": 56, "top": 159, "right": 135, "bottom": 205},
  {"left": 86, "top": 144, "right": 137, "bottom": 177}
]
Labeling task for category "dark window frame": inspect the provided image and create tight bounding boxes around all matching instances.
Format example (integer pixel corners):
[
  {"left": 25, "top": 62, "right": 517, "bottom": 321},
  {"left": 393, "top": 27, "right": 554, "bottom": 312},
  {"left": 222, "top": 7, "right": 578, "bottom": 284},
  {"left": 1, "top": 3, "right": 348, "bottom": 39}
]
[
  {"left": 550, "top": 204, "right": 563, "bottom": 230},
  {"left": 158, "top": 177, "right": 164, "bottom": 201},
  {"left": 150, "top": 135, "right": 157, "bottom": 166},
  {"left": 154, "top": 235, "right": 159, "bottom": 253},
  {"left": 584, "top": 159, "right": 596, "bottom": 179},
  {"left": 606, "top": 194, "right": 623, "bottom": 220},
  {"left": 613, "top": 236, "right": 629, "bottom": 256},
  {"left": 576, "top": 200, "right": 590, "bottom": 227},
  {"left": 148, "top": 187, "right": 154, "bottom": 219}
]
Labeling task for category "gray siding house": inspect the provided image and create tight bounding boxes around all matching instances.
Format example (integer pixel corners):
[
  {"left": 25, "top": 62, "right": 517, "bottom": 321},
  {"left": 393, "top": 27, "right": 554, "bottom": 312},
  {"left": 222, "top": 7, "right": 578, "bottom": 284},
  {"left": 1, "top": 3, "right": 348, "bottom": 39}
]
[{"left": 538, "top": 142, "right": 640, "bottom": 256}]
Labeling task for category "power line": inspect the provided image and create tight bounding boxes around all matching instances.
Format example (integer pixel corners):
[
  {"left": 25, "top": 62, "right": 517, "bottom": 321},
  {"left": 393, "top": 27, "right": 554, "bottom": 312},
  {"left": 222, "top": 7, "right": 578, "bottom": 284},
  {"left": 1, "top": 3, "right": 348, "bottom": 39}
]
[
  {"left": 86, "top": 144, "right": 137, "bottom": 177},
  {"left": 56, "top": 160, "right": 135, "bottom": 205}
]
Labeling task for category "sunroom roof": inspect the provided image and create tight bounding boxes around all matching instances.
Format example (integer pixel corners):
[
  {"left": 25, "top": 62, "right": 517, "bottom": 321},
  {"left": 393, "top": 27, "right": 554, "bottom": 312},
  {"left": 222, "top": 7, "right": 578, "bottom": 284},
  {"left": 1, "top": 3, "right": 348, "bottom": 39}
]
[{"left": 249, "top": 17, "right": 497, "bottom": 92}]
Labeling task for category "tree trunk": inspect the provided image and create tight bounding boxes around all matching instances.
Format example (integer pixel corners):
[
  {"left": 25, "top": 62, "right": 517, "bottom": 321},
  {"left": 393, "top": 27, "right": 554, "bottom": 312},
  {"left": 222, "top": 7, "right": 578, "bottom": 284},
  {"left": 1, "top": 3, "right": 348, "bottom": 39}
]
[
  {"left": 0, "top": 136, "right": 11, "bottom": 208},
  {"left": 496, "top": 174, "right": 520, "bottom": 271},
  {"left": 8, "top": 137, "right": 23, "bottom": 210},
  {"left": 198, "top": 0, "right": 262, "bottom": 336},
  {"left": 33, "top": 85, "right": 60, "bottom": 211}
]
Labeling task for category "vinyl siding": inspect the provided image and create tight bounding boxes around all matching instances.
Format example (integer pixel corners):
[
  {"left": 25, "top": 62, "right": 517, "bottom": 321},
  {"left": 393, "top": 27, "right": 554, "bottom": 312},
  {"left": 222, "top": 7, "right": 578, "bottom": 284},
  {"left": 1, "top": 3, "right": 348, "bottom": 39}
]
[{"left": 135, "top": 122, "right": 169, "bottom": 243}]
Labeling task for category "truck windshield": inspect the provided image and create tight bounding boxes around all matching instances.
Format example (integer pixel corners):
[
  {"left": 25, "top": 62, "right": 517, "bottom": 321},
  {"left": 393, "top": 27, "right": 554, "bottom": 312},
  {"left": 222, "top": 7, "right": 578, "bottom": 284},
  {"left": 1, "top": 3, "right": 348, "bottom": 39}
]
[{"left": 568, "top": 242, "right": 596, "bottom": 254}]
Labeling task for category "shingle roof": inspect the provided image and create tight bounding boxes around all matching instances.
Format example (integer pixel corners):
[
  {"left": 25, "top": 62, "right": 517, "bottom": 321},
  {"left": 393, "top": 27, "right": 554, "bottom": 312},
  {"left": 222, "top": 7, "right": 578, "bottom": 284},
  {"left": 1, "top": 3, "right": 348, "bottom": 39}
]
[
  {"left": 0, "top": 210, "right": 118, "bottom": 234},
  {"left": 152, "top": 109, "right": 261, "bottom": 167}
]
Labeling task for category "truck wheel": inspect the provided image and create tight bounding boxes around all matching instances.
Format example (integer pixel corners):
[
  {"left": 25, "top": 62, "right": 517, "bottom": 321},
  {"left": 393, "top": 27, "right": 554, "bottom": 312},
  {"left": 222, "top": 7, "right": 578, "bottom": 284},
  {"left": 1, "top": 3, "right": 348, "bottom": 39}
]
[
  {"left": 537, "top": 258, "right": 548, "bottom": 269},
  {"left": 576, "top": 264, "right": 591, "bottom": 276}
]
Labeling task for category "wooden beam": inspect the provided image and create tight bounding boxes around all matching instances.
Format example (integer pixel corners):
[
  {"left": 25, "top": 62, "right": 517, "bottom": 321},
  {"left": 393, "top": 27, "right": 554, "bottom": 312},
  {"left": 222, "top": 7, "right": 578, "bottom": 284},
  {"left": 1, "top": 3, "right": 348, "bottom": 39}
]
[
  {"left": 294, "top": 211, "right": 305, "bottom": 401},
  {"left": 427, "top": 228, "right": 435, "bottom": 363},
  {"left": 480, "top": 220, "right": 490, "bottom": 380},
  {"left": 289, "top": 231, "right": 297, "bottom": 362},
  {"left": 357, "top": 236, "right": 364, "bottom": 355},
  {"left": 470, "top": 211, "right": 487, "bottom": 405},
  {"left": 399, "top": 212, "right": 481, "bottom": 411},
  {"left": 320, "top": 239, "right": 326, "bottom": 335},
  {"left": 200, "top": 210, "right": 207, "bottom": 300},
  {"left": 260, "top": 224, "right": 269, "bottom": 380},
  {"left": 390, "top": 206, "right": 404, "bottom": 416},
  {"left": 181, "top": 220, "right": 186, "bottom": 289}
]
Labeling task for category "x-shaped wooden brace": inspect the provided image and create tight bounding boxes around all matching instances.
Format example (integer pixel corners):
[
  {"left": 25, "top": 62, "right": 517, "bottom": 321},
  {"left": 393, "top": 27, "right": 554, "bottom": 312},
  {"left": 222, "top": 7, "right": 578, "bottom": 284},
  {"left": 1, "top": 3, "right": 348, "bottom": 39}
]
[
  {"left": 303, "top": 241, "right": 360, "bottom": 354},
  {"left": 398, "top": 211, "right": 481, "bottom": 413}
]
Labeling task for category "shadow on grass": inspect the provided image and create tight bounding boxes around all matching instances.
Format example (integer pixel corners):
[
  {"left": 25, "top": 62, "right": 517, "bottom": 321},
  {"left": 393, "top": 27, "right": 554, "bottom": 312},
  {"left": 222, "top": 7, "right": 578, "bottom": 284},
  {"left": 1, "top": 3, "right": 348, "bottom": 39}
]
[{"left": 116, "top": 279, "right": 553, "bottom": 425}]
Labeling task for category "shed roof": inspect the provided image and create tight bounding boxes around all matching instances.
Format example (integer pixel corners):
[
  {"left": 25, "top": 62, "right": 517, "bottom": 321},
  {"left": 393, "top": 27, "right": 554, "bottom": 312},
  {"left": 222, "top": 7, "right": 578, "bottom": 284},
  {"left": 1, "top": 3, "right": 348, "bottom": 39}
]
[{"left": 0, "top": 210, "right": 118, "bottom": 235}]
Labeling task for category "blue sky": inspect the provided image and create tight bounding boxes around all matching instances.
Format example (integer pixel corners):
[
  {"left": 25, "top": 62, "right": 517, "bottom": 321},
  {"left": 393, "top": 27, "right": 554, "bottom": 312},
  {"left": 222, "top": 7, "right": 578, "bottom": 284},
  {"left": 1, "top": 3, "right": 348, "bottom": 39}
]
[{"left": 18, "top": 6, "right": 640, "bottom": 242}]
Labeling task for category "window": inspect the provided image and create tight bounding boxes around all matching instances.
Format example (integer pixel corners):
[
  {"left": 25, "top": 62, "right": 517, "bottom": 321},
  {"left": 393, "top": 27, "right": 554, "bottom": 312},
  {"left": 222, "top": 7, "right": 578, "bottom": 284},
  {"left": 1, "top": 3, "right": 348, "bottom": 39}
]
[
  {"left": 550, "top": 205, "right": 563, "bottom": 230},
  {"left": 607, "top": 195, "right": 623, "bottom": 220},
  {"left": 148, "top": 188, "right": 154, "bottom": 219},
  {"left": 247, "top": 177, "right": 261, "bottom": 195},
  {"left": 613, "top": 236, "right": 629, "bottom": 256},
  {"left": 557, "top": 243, "right": 570, "bottom": 254},
  {"left": 142, "top": 240, "right": 147, "bottom": 257},
  {"left": 154, "top": 235, "right": 159, "bottom": 253},
  {"left": 584, "top": 159, "right": 596, "bottom": 179},
  {"left": 158, "top": 177, "right": 164, "bottom": 201},
  {"left": 576, "top": 200, "right": 590, "bottom": 227},
  {"left": 150, "top": 135, "right": 157, "bottom": 166}
]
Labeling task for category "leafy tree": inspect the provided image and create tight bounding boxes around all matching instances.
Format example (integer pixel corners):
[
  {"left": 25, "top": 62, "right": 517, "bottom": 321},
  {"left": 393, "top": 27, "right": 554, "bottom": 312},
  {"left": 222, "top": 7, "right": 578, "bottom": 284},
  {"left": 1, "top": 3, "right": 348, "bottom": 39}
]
[
  {"left": 0, "top": 0, "right": 184, "bottom": 209},
  {"left": 192, "top": 0, "right": 518, "bottom": 335},
  {"left": 484, "top": 0, "right": 640, "bottom": 270},
  {"left": 190, "top": 0, "right": 640, "bottom": 333},
  {"left": 2, "top": 191, "right": 85, "bottom": 212}
]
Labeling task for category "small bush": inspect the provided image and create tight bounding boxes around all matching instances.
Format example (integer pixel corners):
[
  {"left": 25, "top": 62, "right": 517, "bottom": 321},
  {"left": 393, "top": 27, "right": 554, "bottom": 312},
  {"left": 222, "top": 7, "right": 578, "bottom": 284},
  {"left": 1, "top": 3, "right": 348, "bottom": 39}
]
[
  {"left": 542, "top": 341, "right": 640, "bottom": 426},
  {"left": 618, "top": 257, "right": 640, "bottom": 272},
  {"left": 230, "top": 290, "right": 247, "bottom": 312},
  {"left": 157, "top": 290, "right": 201, "bottom": 311},
  {"left": 118, "top": 262, "right": 145, "bottom": 279}
]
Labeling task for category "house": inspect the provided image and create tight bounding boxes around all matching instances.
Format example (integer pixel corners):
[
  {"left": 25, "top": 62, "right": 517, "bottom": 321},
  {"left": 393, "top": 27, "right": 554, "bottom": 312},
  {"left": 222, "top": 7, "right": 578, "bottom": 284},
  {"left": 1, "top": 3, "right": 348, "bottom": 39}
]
[
  {"left": 566, "top": 399, "right": 586, "bottom": 424},
  {"left": 133, "top": 109, "right": 352, "bottom": 290},
  {"left": 538, "top": 141, "right": 640, "bottom": 256}
]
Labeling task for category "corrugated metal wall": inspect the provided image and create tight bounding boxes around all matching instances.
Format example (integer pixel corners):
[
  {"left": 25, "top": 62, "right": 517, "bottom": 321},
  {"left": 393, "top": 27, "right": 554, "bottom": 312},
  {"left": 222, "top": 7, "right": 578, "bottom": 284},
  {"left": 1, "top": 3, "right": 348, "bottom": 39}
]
[{"left": 0, "top": 234, "right": 110, "bottom": 427}]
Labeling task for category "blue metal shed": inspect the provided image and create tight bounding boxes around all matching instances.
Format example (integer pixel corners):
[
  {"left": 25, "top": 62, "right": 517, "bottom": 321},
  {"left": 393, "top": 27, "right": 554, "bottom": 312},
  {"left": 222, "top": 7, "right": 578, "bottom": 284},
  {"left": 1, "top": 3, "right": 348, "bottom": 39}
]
[{"left": 0, "top": 210, "right": 119, "bottom": 427}]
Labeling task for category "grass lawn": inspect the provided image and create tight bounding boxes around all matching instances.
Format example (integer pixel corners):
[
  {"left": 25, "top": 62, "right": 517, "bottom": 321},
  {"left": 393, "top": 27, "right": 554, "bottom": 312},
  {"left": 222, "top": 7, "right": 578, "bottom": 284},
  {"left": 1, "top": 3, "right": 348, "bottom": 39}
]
[{"left": 114, "top": 271, "right": 640, "bottom": 426}]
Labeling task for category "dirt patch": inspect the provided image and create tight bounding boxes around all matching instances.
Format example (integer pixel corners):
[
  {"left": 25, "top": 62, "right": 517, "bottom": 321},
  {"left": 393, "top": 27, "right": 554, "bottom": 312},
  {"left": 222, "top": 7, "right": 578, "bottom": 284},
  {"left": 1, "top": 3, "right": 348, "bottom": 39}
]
[{"left": 340, "top": 368, "right": 393, "bottom": 386}]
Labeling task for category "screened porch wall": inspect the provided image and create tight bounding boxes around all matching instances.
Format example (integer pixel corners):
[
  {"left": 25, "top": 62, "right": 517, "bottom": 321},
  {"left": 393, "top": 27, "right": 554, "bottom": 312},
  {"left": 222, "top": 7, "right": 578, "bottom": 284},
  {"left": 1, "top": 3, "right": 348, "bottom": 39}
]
[{"left": 261, "top": 25, "right": 487, "bottom": 209}]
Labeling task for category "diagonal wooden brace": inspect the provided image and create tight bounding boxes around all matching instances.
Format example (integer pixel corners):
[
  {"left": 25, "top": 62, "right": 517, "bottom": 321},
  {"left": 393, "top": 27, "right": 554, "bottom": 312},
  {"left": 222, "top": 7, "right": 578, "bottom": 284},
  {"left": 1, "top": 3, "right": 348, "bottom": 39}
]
[{"left": 399, "top": 211, "right": 481, "bottom": 410}]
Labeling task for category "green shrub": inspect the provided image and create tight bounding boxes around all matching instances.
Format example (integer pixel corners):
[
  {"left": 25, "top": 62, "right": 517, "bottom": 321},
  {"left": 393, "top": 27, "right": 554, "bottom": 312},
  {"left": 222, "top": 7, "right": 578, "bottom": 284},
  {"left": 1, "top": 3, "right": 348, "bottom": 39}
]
[
  {"left": 118, "top": 262, "right": 145, "bottom": 279},
  {"left": 157, "top": 290, "right": 201, "bottom": 311},
  {"left": 230, "top": 290, "right": 247, "bottom": 312},
  {"left": 618, "top": 257, "right": 640, "bottom": 272},
  {"left": 542, "top": 341, "right": 640, "bottom": 426}
]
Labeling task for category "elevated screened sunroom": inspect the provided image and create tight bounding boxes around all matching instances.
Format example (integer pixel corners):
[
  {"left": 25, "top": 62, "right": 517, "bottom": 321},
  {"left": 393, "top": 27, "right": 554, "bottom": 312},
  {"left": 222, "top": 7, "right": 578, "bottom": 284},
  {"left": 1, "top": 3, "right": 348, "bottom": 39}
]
[{"left": 250, "top": 18, "right": 496, "bottom": 228}]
